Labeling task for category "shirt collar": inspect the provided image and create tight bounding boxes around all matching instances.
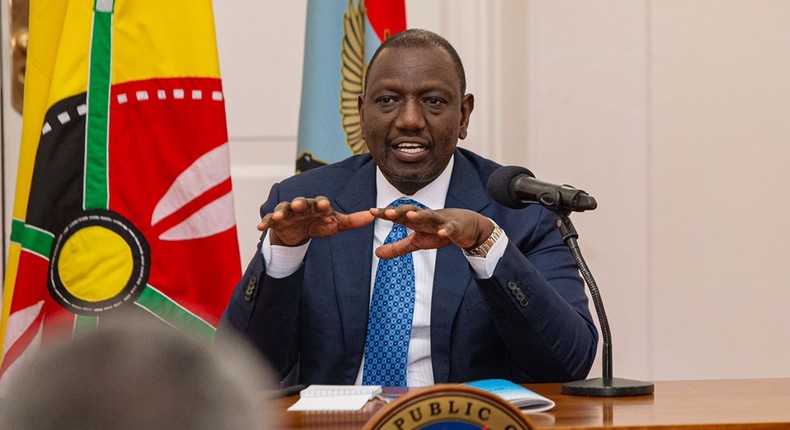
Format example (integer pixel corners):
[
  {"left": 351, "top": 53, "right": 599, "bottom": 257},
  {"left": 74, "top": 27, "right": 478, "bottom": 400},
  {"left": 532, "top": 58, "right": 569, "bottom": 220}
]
[{"left": 375, "top": 155, "right": 454, "bottom": 210}]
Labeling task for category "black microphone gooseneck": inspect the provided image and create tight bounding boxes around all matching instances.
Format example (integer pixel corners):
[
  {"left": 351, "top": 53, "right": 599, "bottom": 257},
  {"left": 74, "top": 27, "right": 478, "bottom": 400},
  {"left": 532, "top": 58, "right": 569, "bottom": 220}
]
[
  {"left": 487, "top": 166, "right": 654, "bottom": 397},
  {"left": 556, "top": 212, "right": 654, "bottom": 396}
]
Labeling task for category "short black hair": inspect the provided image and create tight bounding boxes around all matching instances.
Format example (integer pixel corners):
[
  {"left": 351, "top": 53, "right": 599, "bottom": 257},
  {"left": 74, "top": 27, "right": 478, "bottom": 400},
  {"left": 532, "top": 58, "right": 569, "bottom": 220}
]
[{"left": 365, "top": 28, "right": 467, "bottom": 95}]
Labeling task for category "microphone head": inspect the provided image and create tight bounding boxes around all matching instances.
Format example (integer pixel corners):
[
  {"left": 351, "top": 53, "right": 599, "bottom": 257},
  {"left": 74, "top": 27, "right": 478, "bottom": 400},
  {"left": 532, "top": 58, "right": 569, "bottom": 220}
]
[{"left": 487, "top": 166, "right": 535, "bottom": 209}]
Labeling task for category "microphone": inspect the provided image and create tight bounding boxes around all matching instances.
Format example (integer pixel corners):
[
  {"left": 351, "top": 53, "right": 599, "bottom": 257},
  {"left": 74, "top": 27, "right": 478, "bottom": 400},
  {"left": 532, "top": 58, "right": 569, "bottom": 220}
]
[
  {"left": 487, "top": 165, "right": 654, "bottom": 397},
  {"left": 487, "top": 166, "right": 597, "bottom": 212}
]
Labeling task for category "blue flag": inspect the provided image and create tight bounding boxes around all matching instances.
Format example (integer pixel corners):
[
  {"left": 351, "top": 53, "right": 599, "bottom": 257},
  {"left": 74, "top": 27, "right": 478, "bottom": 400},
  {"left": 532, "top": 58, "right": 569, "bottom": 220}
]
[{"left": 295, "top": 0, "right": 406, "bottom": 172}]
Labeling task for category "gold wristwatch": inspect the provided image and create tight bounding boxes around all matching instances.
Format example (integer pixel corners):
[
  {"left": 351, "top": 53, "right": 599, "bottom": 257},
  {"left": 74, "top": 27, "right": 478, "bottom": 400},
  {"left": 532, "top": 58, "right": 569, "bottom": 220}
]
[{"left": 463, "top": 219, "right": 503, "bottom": 258}]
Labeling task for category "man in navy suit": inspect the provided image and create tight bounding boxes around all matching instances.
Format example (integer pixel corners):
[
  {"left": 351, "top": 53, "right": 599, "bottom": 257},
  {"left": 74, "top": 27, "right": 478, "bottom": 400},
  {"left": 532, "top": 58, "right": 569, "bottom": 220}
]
[{"left": 219, "top": 29, "right": 597, "bottom": 386}]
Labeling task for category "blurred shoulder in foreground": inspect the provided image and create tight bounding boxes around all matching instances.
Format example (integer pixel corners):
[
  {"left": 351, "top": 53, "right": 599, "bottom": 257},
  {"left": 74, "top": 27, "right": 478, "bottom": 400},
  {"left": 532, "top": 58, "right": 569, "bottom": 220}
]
[{"left": 0, "top": 312, "right": 278, "bottom": 430}]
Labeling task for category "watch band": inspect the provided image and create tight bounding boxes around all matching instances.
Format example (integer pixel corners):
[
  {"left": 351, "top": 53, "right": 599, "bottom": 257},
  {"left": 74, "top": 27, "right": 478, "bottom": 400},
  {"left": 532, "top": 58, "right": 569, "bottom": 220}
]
[{"left": 463, "top": 219, "right": 503, "bottom": 258}]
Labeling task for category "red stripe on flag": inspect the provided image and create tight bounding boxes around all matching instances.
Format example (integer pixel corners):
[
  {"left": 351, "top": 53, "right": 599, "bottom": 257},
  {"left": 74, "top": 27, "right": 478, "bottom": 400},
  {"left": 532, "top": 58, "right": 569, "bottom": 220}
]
[
  {"left": 1, "top": 253, "right": 74, "bottom": 376},
  {"left": 365, "top": 0, "right": 406, "bottom": 41},
  {"left": 108, "top": 77, "right": 239, "bottom": 324}
]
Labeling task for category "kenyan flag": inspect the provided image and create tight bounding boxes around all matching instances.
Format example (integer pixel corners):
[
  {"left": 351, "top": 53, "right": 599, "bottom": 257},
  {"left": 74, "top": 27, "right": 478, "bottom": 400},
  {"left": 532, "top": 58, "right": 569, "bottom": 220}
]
[{"left": 0, "top": 0, "right": 240, "bottom": 382}]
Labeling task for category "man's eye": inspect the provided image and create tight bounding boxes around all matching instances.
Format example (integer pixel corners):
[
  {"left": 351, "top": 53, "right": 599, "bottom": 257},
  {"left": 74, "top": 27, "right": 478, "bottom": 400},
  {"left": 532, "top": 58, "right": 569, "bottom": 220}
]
[
  {"left": 424, "top": 97, "right": 444, "bottom": 105},
  {"left": 377, "top": 96, "right": 396, "bottom": 104}
]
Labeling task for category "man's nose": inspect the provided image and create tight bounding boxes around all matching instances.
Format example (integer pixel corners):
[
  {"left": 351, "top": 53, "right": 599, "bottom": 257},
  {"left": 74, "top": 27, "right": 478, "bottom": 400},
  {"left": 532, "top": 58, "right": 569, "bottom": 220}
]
[{"left": 395, "top": 98, "right": 426, "bottom": 130}]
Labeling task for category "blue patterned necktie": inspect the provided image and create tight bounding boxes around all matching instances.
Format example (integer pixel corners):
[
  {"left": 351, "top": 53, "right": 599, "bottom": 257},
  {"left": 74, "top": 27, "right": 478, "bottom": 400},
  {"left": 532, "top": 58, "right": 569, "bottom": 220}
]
[{"left": 362, "top": 198, "right": 424, "bottom": 386}]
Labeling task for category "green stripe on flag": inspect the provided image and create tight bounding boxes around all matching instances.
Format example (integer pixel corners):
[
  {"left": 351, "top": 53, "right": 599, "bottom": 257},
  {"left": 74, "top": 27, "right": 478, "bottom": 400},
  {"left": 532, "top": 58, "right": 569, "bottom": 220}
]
[
  {"left": 10, "top": 219, "right": 54, "bottom": 259},
  {"left": 84, "top": 0, "right": 115, "bottom": 210},
  {"left": 135, "top": 285, "right": 216, "bottom": 342},
  {"left": 74, "top": 315, "right": 99, "bottom": 334}
]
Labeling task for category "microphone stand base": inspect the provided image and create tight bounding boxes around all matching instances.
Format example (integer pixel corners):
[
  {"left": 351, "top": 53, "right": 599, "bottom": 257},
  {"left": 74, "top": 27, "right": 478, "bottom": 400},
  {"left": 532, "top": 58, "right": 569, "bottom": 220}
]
[{"left": 561, "top": 377, "right": 655, "bottom": 397}]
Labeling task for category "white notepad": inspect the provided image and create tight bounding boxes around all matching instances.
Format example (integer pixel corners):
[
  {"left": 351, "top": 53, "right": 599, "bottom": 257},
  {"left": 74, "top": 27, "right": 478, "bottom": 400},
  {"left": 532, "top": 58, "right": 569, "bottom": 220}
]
[{"left": 287, "top": 385, "right": 382, "bottom": 411}]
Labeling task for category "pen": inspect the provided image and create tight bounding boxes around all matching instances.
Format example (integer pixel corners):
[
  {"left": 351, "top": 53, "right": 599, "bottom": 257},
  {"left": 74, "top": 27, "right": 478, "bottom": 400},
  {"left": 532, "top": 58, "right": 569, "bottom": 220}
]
[{"left": 268, "top": 384, "right": 307, "bottom": 399}]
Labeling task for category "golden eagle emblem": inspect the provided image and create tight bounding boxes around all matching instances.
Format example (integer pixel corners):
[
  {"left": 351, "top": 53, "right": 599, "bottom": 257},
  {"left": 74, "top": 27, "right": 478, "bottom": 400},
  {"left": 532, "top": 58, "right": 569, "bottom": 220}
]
[{"left": 339, "top": 0, "right": 368, "bottom": 155}]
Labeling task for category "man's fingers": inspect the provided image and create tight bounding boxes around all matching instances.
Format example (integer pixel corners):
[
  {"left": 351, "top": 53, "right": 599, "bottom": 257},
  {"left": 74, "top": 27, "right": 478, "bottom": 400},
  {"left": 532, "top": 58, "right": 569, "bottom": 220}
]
[
  {"left": 342, "top": 210, "right": 376, "bottom": 230},
  {"left": 261, "top": 197, "right": 379, "bottom": 243},
  {"left": 269, "top": 197, "right": 334, "bottom": 225},
  {"left": 375, "top": 238, "right": 417, "bottom": 259},
  {"left": 375, "top": 235, "right": 453, "bottom": 258},
  {"left": 289, "top": 198, "right": 307, "bottom": 212},
  {"left": 271, "top": 201, "right": 293, "bottom": 220},
  {"left": 314, "top": 196, "right": 331, "bottom": 211}
]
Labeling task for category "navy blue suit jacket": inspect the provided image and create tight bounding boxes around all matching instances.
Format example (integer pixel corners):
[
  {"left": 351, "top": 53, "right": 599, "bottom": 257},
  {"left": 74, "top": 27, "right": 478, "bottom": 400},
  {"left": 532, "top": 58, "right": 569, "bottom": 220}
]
[{"left": 219, "top": 148, "right": 597, "bottom": 385}]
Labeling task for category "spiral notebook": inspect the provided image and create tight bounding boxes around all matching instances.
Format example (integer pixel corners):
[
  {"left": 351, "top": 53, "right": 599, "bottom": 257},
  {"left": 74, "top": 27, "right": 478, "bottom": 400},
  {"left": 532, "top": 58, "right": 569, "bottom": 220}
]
[{"left": 287, "top": 385, "right": 383, "bottom": 411}]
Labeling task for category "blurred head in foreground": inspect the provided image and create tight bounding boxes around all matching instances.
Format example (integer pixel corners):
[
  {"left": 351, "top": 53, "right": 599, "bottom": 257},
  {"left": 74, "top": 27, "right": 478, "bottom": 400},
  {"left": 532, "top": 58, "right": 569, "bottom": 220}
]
[{"left": 0, "top": 313, "right": 276, "bottom": 430}]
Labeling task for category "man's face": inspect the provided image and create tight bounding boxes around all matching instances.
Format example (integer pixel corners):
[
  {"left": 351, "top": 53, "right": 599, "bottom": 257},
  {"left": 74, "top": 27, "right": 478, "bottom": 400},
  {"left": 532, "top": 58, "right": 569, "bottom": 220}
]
[{"left": 359, "top": 46, "right": 474, "bottom": 195}]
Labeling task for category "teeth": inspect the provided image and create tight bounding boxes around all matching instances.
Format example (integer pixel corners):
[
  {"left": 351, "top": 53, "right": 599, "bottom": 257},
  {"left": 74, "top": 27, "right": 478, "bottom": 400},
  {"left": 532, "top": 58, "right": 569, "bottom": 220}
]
[{"left": 395, "top": 143, "right": 425, "bottom": 154}]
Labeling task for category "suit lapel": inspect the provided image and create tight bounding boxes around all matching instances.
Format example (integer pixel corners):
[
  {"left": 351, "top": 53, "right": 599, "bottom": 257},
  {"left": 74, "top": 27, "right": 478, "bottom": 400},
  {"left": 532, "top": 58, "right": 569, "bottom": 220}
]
[
  {"left": 330, "top": 159, "right": 377, "bottom": 369},
  {"left": 430, "top": 151, "right": 492, "bottom": 382}
]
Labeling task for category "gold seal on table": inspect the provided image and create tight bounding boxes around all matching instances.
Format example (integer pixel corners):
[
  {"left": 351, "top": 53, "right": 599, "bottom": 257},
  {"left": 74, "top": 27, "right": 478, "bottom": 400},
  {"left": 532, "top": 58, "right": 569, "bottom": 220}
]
[{"left": 364, "top": 384, "right": 535, "bottom": 430}]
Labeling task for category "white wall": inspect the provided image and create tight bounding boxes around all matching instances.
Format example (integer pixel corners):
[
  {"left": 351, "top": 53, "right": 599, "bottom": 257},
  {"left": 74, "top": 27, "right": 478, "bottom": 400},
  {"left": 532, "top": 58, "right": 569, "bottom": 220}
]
[
  {"left": 648, "top": 0, "right": 790, "bottom": 379},
  {"left": 4, "top": 0, "right": 790, "bottom": 382},
  {"left": 525, "top": 0, "right": 652, "bottom": 380}
]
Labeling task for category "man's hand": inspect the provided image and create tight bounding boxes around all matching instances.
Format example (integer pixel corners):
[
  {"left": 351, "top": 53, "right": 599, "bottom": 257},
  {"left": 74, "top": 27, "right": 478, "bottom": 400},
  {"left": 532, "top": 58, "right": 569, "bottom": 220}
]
[
  {"left": 259, "top": 196, "right": 375, "bottom": 246},
  {"left": 370, "top": 204, "right": 495, "bottom": 259}
]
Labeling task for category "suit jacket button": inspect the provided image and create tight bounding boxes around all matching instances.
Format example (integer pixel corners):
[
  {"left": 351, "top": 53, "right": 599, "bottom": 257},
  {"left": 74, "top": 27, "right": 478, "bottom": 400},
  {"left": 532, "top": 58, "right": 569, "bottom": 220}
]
[
  {"left": 507, "top": 282, "right": 529, "bottom": 306},
  {"left": 244, "top": 275, "right": 257, "bottom": 302}
]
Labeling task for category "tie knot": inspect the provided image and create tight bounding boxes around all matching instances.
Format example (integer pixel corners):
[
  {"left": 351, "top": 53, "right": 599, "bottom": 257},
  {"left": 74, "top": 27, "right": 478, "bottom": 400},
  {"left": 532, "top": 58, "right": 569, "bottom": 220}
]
[{"left": 390, "top": 198, "right": 426, "bottom": 209}]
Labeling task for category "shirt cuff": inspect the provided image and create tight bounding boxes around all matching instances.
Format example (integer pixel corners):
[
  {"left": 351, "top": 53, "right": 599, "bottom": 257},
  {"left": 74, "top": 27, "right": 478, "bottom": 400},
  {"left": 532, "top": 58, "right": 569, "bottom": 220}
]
[
  {"left": 261, "top": 233, "right": 310, "bottom": 279},
  {"left": 465, "top": 231, "right": 508, "bottom": 279}
]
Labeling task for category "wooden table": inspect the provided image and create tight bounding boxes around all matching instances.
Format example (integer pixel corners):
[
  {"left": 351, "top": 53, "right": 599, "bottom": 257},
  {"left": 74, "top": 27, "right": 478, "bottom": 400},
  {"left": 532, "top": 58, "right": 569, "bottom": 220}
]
[{"left": 268, "top": 378, "right": 790, "bottom": 429}]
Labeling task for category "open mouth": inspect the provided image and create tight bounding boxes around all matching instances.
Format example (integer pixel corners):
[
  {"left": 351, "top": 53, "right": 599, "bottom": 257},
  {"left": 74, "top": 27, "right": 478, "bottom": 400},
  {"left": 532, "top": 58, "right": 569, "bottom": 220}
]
[{"left": 394, "top": 142, "right": 427, "bottom": 154}]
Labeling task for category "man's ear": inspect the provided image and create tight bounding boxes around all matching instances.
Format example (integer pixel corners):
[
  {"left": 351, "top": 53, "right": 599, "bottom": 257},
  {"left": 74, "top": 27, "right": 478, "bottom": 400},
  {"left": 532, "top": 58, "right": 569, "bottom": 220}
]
[{"left": 458, "top": 93, "right": 475, "bottom": 140}]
